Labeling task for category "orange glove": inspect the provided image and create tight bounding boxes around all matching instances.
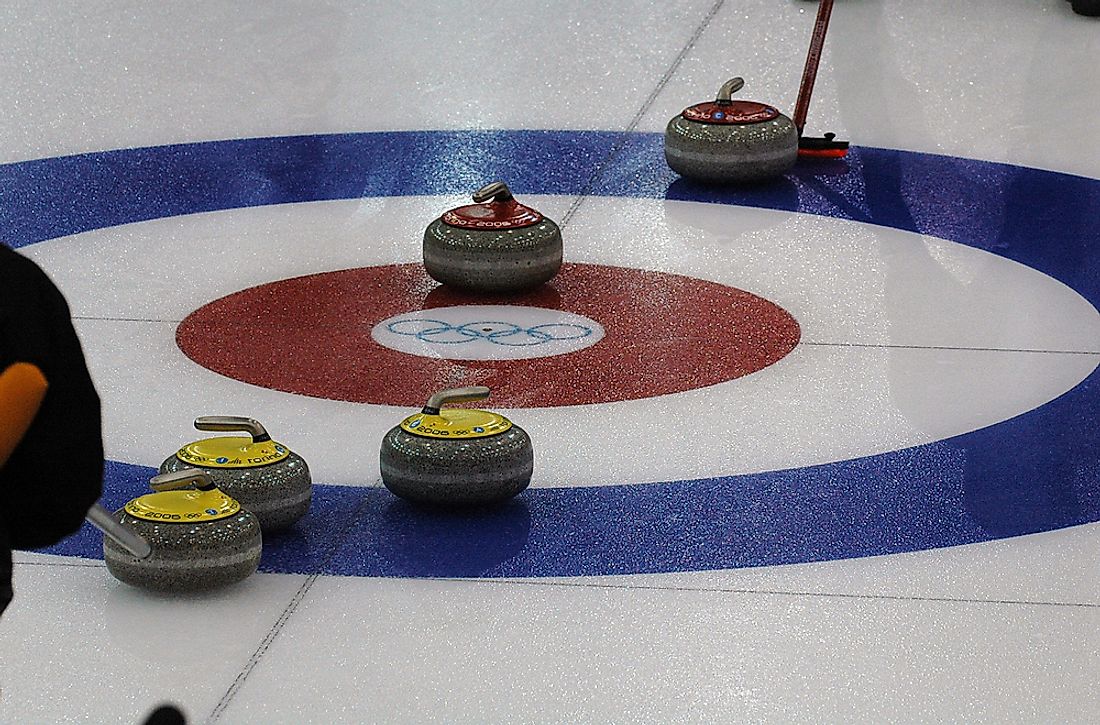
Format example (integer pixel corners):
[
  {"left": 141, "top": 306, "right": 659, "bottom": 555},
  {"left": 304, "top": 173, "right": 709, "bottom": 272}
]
[{"left": 0, "top": 362, "right": 48, "bottom": 468}]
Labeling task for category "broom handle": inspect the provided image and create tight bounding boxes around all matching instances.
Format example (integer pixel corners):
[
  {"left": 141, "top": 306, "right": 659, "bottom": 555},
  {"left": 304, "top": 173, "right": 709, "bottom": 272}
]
[{"left": 793, "top": 0, "right": 835, "bottom": 135}]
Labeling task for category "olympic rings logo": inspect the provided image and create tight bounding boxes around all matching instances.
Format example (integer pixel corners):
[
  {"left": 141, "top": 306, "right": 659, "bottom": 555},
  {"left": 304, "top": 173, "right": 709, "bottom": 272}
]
[{"left": 385, "top": 318, "right": 595, "bottom": 347}]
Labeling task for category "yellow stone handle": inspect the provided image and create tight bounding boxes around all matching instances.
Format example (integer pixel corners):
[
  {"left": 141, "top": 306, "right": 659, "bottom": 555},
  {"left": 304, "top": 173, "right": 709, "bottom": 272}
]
[
  {"left": 194, "top": 415, "right": 271, "bottom": 443},
  {"left": 422, "top": 386, "right": 491, "bottom": 415},
  {"left": 150, "top": 468, "right": 216, "bottom": 492},
  {"left": 86, "top": 503, "right": 152, "bottom": 559}
]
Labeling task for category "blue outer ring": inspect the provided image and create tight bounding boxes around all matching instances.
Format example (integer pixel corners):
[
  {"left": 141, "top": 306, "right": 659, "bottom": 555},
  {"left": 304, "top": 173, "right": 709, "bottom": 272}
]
[{"left": 10, "top": 130, "right": 1100, "bottom": 578}]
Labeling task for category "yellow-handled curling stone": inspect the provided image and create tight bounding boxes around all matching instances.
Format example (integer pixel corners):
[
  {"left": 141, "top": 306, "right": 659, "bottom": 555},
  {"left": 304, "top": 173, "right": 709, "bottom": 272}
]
[
  {"left": 665, "top": 77, "right": 798, "bottom": 183},
  {"left": 423, "top": 181, "right": 563, "bottom": 292},
  {"left": 159, "top": 416, "right": 311, "bottom": 530},
  {"left": 380, "top": 386, "right": 533, "bottom": 506},
  {"left": 102, "top": 469, "right": 262, "bottom": 592}
]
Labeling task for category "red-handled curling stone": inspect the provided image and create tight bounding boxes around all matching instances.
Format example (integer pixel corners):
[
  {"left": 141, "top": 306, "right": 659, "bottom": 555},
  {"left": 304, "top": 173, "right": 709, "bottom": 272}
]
[
  {"left": 665, "top": 77, "right": 798, "bottom": 183},
  {"left": 423, "top": 182, "right": 563, "bottom": 292}
]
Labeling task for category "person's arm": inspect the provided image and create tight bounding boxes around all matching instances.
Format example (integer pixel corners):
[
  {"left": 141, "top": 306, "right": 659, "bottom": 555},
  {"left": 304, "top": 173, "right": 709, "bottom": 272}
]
[
  {"left": 0, "top": 247, "right": 103, "bottom": 550},
  {"left": 0, "top": 362, "right": 48, "bottom": 467}
]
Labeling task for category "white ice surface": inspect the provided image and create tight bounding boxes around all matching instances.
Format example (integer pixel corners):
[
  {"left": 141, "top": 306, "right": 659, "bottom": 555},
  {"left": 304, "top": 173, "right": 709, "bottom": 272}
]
[
  {"left": 4, "top": 1, "right": 1100, "bottom": 723},
  {"left": 23, "top": 197, "right": 1100, "bottom": 487}
]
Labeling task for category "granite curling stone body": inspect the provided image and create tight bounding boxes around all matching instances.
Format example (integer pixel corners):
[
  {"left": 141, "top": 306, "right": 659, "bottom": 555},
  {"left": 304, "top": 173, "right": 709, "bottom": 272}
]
[
  {"left": 665, "top": 77, "right": 798, "bottom": 183},
  {"left": 102, "top": 469, "right": 262, "bottom": 592},
  {"left": 380, "top": 386, "right": 533, "bottom": 506},
  {"left": 159, "top": 416, "right": 311, "bottom": 530},
  {"left": 423, "top": 181, "right": 562, "bottom": 292}
]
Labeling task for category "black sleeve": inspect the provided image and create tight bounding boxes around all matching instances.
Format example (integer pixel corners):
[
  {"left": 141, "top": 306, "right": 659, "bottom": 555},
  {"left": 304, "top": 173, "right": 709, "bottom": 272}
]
[
  {"left": 0, "top": 248, "right": 51, "bottom": 370},
  {"left": 0, "top": 246, "right": 104, "bottom": 549}
]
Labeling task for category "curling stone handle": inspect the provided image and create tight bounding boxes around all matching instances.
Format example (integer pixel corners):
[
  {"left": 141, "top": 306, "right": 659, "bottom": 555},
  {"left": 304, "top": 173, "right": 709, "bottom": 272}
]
[
  {"left": 86, "top": 503, "right": 152, "bottom": 559},
  {"left": 150, "top": 468, "right": 216, "bottom": 493},
  {"left": 471, "top": 182, "right": 514, "bottom": 204},
  {"left": 716, "top": 77, "right": 745, "bottom": 104},
  {"left": 194, "top": 416, "right": 271, "bottom": 443},
  {"left": 422, "top": 386, "right": 491, "bottom": 415}
]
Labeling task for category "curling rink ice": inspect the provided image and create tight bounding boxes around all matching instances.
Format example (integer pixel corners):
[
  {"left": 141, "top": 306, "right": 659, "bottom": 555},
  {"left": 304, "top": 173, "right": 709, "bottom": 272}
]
[{"left": 3, "top": 1, "right": 1100, "bottom": 722}]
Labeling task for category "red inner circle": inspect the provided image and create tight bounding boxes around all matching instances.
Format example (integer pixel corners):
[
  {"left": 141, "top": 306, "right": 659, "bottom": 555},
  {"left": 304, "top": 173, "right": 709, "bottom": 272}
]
[{"left": 176, "top": 263, "right": 800, "bottom": 407}]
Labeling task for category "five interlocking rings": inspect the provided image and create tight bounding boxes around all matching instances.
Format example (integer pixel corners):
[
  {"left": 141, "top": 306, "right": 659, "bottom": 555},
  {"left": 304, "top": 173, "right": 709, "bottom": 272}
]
[{"left": 386, "top": 319, "right": 594, "bottom": 347}]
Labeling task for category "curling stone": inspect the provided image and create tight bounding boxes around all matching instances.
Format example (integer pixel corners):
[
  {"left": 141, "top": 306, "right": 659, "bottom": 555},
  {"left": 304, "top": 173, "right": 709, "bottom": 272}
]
[
  {"left": 102, "top": 469, "right": 262, "bottom": 592},
  {"left": 159, "top": 416, "right": 311, "bottom": 531},
  {"left": 665, "top": 77, "right": 798, "bottom": 183},
  {"left": 380, "top": 386, "right": 533, "bottom": 506},
  {"left": 423, "top": 181, "right": 562, "bottom": 292}
]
